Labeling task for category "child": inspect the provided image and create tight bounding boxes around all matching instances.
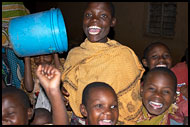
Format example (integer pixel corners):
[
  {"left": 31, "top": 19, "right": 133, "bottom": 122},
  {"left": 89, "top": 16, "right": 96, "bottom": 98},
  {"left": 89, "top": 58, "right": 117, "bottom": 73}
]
[
  {"left": 21, "top": 53, "right": 65, "bottom": 111},
  {"left": 36, "top": 64, "right": 118, "bottom": 125},
  {"left": 36, "top": 64, "right": 69, "bottom": 125},
  {"left": 80, "top": 82, "right": 119, "bottom": 125},
  {"left": 30, "top": 108, "right": 52, "bottom": 125},
  {"left": 61, "top": 2, "right": 144, "bottom": 125},
  {"left": 142, "top": 42, "right": 172, "bottom": 71},
  {"left": 137, "top": 67, "right": 179, "bottom": 125},
  {"left": 2, "top": 86, "right": 33, "bottom": 125},
  {"left": 142, "top": 42, "right": 187, "bottom": 124}
]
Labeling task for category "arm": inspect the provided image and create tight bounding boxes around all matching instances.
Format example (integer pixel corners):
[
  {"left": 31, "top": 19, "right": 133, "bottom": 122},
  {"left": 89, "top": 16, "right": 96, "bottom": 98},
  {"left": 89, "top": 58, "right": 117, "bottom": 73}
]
[
  {"left": 53, "top": 53, "right": 62, "bottom": 69},
  {"left": 24, "top": 57, "right": 34, "bottom": 92},
  {"left": 36, "top": 64, "right": 69, "bottom": 125}
]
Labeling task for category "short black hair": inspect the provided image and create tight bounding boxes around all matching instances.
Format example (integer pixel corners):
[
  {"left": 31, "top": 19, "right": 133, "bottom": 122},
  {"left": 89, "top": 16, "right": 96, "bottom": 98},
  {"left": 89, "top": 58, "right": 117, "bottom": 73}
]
[
  {"left": 2, "top": 86, "right": 31, "bottom": 109},
  {"left": 144, "top": 67, "right": 177, "bottom": 91},
  {"left": 143, "top": 42, "right": 171, "bottom": 59},
  {"left": 82, "top": 82, "right": 117, "bottom": 106},
  {"left": 86, "top": 2, "right": 115, "bottom": 18},
  {"left": 33, "top": 108, "right": 52, "bottom": 123}
]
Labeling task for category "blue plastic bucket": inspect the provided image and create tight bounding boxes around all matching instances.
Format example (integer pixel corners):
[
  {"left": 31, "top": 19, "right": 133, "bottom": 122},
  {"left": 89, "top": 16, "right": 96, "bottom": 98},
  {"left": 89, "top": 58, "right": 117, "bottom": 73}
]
[{"left": 8, "top": 8, "right": 68, "bottom": 57}]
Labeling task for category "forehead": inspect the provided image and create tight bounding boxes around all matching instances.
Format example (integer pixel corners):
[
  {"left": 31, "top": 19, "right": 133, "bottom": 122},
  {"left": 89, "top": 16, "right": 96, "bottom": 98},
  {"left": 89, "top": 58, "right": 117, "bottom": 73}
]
[
  {"left": 148, "top": 44, "right": 169, "bottom": 54},
  {"left": 88, "top": 87, "right": 116, "bottom": 99},
  {"left": 86, "top": 2, "right": 111, "bottom": 12},
  {"left": 2, "top": 93, "right": 22, "bottom": 107},
  {"left": 145, "top": 71, "right": 175, "bottom": 87}
]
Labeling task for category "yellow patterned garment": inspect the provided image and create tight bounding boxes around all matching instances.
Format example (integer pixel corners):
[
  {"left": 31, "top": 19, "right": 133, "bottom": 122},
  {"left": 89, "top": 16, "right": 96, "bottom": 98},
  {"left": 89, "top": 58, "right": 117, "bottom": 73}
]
[{"left": 62, "top": 38, "right": 145, "bottom": 125}]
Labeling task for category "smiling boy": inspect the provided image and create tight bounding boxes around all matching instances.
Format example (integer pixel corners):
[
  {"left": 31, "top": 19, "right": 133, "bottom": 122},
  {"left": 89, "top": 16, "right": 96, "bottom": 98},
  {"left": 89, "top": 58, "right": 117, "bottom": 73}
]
[{"left": 62, "top": 2, "right": 144, "bottom": 124}]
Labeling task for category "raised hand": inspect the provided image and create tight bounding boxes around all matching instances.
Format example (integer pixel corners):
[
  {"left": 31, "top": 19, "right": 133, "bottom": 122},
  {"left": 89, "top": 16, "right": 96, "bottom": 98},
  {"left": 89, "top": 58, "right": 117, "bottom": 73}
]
[
  {"left": 36, "top": 64, "right": 61, "bottom": 95},
  {"left": 36, "top": 64, "right": 69, "bottom": 125}
]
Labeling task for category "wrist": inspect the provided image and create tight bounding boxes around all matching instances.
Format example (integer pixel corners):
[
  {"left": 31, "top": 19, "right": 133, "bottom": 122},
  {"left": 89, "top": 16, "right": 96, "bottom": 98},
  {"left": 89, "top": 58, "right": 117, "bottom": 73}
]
[{"left": 49, "top": 88, "right": 61, "bottom": 95}]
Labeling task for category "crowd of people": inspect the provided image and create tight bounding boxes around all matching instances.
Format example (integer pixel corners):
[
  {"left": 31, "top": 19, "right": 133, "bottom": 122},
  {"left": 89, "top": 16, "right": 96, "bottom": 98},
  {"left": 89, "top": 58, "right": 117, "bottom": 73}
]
[{"left": 2, "top": 2, "right": 188, "bottom": 125}]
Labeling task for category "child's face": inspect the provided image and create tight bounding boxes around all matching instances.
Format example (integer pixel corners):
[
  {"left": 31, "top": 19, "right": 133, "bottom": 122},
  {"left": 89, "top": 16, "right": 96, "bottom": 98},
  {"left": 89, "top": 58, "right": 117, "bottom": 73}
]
[
  {"left": 2, "top": 94, "right": 32, "bottom": 125},
  {"left": 33, "top": 54, "right": 53, "bottom": 66},
  {"left": 81, "top": 87, "right": 118, "bottom": 125},
  {"left": 142, "top": 44, "right": 172, "bottom": 69},
  {"left": 83, "top": 2, "right": 116, "bottom": 42},
  {"left": 140, "top": 71, "right": 176, "bottom": 116}
]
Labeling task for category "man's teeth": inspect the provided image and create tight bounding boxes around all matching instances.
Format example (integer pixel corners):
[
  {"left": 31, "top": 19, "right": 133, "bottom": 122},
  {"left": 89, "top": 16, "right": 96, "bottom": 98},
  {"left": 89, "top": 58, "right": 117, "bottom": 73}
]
[
  {"left": 156, "top": 65, "right": 167, "bottom": 67},
  {"left": 88, "top": 26, "right": 101, "bottom": 29},
  {"left": 149, "top": 101, "right": 163, "bottom": 109},
  {"left": 88, "top": 26, "right": 101, "bottom": 35}
]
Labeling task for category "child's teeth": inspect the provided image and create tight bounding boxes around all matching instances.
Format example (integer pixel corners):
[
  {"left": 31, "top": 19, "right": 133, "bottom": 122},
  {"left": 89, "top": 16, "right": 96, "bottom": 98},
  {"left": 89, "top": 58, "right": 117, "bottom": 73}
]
[
  {"left": 149, "top": 101, "right": 163, "bottom": 109},
  {"left": 103, "top": 120, "right": 111, "bottom": 123},
  {"left": 156, "top": 65, "right": 167, "bottom": 67}
]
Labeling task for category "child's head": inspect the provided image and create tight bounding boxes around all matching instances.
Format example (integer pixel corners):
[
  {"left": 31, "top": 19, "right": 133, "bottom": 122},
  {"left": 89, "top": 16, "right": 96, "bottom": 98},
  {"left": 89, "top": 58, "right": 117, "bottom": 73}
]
[
  {"left": 83, "top": 2, "right": 116, "bottom": 42},
  {"left": 80, "top": 82, "right": 118, "bottom": 125},
  {"left": 30, "top": 108, "right": 52, "bottom": 125},
  {"left": 2, "top": 86, "right": 33, "bottom": 125},
  {"left": 33, "top": 54, "right": 53, "bottom": 66},
  {"left": 140, "top": 67, "right": 177, "bottom": 116},
  {"left": 142, "top": 42, "right": 172, "bottom": 70}
]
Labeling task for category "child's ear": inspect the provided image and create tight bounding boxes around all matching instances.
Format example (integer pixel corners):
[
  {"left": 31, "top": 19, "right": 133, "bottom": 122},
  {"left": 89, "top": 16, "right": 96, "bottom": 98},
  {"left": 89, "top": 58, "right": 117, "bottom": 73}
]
[
  {"left": 110, "top": 17, "right": 116, "bottom": 27},
  {"left": 142, "top": 58, "right": 148, "bottom": 67},
  {"left": 27, "top": 108, "right": 34, "bottom": 120},
  {"left": 80, "top": 104, "right": 87, "bottom": 117}
]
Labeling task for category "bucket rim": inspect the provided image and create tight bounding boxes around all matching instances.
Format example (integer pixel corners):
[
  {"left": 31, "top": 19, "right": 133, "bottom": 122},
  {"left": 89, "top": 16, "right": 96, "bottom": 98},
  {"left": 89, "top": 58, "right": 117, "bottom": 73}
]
[{"left": 51, "top": 8, "right": 68, "bottom": 52}]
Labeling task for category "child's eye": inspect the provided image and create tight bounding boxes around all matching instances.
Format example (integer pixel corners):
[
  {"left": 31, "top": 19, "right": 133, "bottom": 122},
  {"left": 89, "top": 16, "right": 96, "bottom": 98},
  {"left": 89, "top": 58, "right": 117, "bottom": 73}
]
[
  {"left": 148, "top": 87, "right": 155, "bottom": 91},
  {"left": 163, "top": 54, "right": 170, "bottom": 59},
  {"left": 163, "top": 90, "right": 170, "bottom": 94},
  {"left": 110, "top": 105, "right": 118, "bottom": 109},
  {"left": 101, "top": 14, "right": 107, "bottom": 19},
  {"left": 85, "top": 13, "right": 92, "bottom": 18},
  {"left": 95, "top": 104, "right": 103, "bottom": 108},
  {"left": 151, "top": 55, "right": 158, "bottom": 59},
  {"left": 7, "top": 112, "right": 15, "bottom": 117}
]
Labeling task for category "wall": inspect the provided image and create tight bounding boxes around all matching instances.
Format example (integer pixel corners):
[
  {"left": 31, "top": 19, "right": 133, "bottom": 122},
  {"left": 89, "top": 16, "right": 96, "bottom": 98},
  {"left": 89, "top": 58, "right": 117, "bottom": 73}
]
[{"left": 27, "top": 2, "right": 188, "bottom": 65}]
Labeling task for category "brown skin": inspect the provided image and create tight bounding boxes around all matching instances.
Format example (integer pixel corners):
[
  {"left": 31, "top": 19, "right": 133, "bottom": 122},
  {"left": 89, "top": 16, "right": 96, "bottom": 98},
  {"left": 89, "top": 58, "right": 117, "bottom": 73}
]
[
  {"left": 140, "top": 71, "right": 177, "bottom": 117},
  {"left": 80, "top": 87, "right": 118, "bottom": 125},
  {"left": 142, "top": 44, "right": 172, "bottom": 70},
  {"left": 30, "top": 109, "right": 52, "bottom": 125},
  {"left": 83, "top": 2, "right": 116, "bottom": 43},
  {"left": 24, "top": 53, "right": 63, "bottom": 93},
  {"left": 36, "top": 64, "right": 69, "bottom": 125},
  {"left": 2, "top": 94, "right": 33, "bottom": 125}
]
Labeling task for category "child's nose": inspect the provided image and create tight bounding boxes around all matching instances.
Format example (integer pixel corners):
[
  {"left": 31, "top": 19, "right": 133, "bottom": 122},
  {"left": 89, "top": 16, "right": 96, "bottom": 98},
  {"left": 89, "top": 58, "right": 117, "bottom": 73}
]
[
  {"left": 103, "top": 107, "right": 112, "bottom": 115},
  {"left": 91, "top": 15, "right": 99, "bottom": 22},
  {"left": 154, "top": 91, "right": 162, "bottom": 98}
]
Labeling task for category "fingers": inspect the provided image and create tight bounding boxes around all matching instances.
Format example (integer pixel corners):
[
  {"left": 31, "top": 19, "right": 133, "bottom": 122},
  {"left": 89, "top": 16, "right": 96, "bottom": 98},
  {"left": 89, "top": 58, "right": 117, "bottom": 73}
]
[{"left": 36, "top": 65, "right": 42, "bottom": 77}]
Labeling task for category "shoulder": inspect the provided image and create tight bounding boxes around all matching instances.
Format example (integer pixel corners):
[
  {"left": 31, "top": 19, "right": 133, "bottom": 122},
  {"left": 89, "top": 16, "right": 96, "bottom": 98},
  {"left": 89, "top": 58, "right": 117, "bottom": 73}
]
[{"left": 171, "top": 62, "right": 187, "bottom": 73}]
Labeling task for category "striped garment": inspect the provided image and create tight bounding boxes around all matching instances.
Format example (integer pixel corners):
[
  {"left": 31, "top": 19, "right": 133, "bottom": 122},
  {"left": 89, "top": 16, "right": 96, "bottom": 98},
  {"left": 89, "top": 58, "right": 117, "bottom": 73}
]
[{"left": 2, "top": 2, "right": 29, "bottom": 88}]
